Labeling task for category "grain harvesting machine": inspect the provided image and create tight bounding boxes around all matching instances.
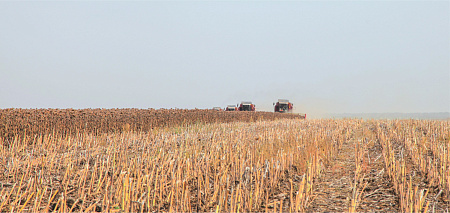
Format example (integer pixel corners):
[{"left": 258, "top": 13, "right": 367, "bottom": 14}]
[
  {"left": 212, "top": 107, "right": 223, "bottom": 111},
  {"left": 225, "top": 105, "right": 238, "bottom": 111},
  {"left": 274, "top": 99, "right": 294, "bottom": 113},
  {"left": 238, "top": 101, "right": 256, "bottom": 111}
]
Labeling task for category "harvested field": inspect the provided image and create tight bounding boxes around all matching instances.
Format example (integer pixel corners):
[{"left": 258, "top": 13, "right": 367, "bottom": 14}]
[{"left": 0, "top": 110, "right": 449, "bottom": 212}]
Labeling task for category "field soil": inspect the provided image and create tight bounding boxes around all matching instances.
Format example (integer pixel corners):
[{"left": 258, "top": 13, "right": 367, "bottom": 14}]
[
  {"left": 308, "top": 125, "right": 400, "bottom": 212},
  {"left": 308, "top": 122, "right": 449, "bottom": 212}
]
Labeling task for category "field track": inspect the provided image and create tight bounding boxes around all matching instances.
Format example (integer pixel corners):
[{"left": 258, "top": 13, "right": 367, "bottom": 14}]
[
  {"left": 0, "top": 110, "right": 448, "bottom": 212},
  {"left": 309, "top": 121, "right": 449, "bottom": 212}
]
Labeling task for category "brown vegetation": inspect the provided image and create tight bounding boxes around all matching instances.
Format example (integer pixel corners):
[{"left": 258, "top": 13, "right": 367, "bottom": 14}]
[
  {"left": 0, "top": 108, "right": 303, "bottom": 142},
  {"left": 0, "top": 110, "right": 448, "bottom": 212}
]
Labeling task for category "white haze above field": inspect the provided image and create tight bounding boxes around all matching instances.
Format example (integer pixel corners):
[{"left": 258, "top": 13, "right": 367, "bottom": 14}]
[{"left": 1, "top": 1, "right": 449, "bottom": 117}]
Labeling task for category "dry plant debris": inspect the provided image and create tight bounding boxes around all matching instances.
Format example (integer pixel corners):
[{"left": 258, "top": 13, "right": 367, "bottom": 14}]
[{"left": 0, "top": 110, "right": 448, "bottom": 212}]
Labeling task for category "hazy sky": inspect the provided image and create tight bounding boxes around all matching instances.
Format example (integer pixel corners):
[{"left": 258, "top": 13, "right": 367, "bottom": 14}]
[{"left": 1, "top": 1, "right": 449, "bottom": 114}]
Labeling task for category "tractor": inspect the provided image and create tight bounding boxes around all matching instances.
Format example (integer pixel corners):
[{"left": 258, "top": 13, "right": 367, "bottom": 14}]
[
  {"left": 274, "top": 99, "right": 293, "bottom": 113},
  {"left": 238, "top": 101, "right": 256, "bottom": 111}
]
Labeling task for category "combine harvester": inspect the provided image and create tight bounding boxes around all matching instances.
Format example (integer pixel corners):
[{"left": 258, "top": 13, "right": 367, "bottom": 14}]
[
  {"left": 238, "top": 101, "right": 256, "bottom": 111},
  {"left": 225, "top": 105, "right": 238, "bottom": 111},
  {"left": 212, "top": 107, "right": 223, "bottom": 111},
  {"left": 274, "top": 99, "right": 306, "bottom": 118},
  {"left": 274, "top": 99, "right": 293, "bottom": 113}
]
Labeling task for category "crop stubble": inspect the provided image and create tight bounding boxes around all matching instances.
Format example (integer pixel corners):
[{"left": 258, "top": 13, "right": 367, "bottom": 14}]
[{"left": 0, "top": 109, "right": 448, "bottom": 212}]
